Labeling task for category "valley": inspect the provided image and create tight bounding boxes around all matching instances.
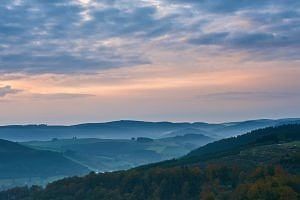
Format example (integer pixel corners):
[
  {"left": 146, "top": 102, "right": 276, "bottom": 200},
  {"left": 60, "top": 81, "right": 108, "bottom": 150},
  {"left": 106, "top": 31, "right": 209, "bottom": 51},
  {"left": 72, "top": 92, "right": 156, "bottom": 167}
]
[{"left": 1, "top": 124, "right": 299, "bottom": 199}]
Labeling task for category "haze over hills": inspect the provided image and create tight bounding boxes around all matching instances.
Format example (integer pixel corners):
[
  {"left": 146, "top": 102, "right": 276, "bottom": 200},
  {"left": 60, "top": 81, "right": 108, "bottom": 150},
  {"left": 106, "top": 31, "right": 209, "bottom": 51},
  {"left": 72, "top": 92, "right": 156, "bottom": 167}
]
[
  {"left": 0, "top": 119, "right": 299, "bottom": 194},
  {"left": 0, "top": 132, "right": 215, "bottom": 190},
  {"left": 0, "top": 139, "right": 89, "bottom": 190},
  {"left": 2, "top": 124, "right": 299, "bottom": 199},
  {"left": 0, "top": 118, "right": 299, "bottom": 142},
  {"left": 0, "top": 119, "right": 216, "bottom": 190},
  {"left": 22, "top": 133, "right": 214, "bottom": 172}
]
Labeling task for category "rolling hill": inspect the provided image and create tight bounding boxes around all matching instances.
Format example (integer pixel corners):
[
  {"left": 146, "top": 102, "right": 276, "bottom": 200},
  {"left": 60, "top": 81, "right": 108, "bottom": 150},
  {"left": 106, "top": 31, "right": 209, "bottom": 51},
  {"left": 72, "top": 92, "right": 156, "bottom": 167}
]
[
  {"left": 1, "top": 124, "right": 299, "bottom": 199},
  {"left": 0, "top": 118, "right": 299, "bottom": 141},
  {"left": 142, "top": 124, "right": 300, "bottom": 168},
  {"left": 0, "top": 139, "right": 89, "bottom": 190},
  {"left": 22, "top": 133, "right": 215, "bottom": 172}
]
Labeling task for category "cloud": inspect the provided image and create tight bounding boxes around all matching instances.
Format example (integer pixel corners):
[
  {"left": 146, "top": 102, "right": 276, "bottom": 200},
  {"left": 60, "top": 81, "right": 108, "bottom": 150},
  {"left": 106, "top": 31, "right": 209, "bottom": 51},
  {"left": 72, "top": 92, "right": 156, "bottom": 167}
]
[
  {"left": 0, "top": 85, "right": 22, "bottom": 97},
  {"left": 199, "top": 91, "right": 300, "bottom": 101},
  {"left": 167, "top": 0, "right": 300, "bottom": 13},
  {"left": 188, "top": 31, "right": 289, "bottom": 48},
  {"left": 0, "top": 52, "right": 149, "bottom": 74},
  {"left": 0, "top": 0, "right": 176, "bottom": 74},
  {"left": 85, "top": 6, "right": 173, "bottom": 37},
  {"left": 186, "top": 5, "right": 300, "bottom": 60},
  {"left": 168, "top": 0, "right": 300, "bottom": 60},
  {"left": 31, "top": 93, "right": 95, "bottom": 100},
  {"left": 188, "top": 32, "right": 229, "bottom": 45},
  {"left": 0, "top": 0, "right": 299, "bottom": 75},
  {"left": 0, "top": 74, "right": 24, "bottom": 81}
]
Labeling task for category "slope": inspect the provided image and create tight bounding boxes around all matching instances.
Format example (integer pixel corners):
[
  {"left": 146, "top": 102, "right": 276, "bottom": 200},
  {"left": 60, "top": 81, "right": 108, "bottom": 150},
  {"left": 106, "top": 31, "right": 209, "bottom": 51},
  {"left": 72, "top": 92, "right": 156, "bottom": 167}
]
[
  {"left": 0, "top": 139, "right": 89, "bottom": 190},
  {"left": 22, "top": 133, "right": 214, "bottom": 172},
  {"left": 1, "top": 124, "right": 299, "bottom": 200}
]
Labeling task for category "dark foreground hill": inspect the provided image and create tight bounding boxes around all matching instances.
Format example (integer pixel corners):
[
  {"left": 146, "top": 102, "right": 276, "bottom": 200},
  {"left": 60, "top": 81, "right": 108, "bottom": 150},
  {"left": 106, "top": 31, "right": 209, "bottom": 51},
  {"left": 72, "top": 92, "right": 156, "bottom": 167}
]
[
  {"left": 1, "top": 124, "right": 299, "bottom": 200},
  {"left": 0, "top": 139, "right": 89, "bottom": 190}
]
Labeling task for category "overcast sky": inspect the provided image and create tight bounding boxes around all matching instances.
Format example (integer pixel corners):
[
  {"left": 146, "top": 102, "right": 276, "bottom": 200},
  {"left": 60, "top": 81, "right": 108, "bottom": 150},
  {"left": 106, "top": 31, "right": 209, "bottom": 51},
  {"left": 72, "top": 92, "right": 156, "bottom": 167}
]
[{"left": 0, "top": 0, "right": 300, "bottom": 124}]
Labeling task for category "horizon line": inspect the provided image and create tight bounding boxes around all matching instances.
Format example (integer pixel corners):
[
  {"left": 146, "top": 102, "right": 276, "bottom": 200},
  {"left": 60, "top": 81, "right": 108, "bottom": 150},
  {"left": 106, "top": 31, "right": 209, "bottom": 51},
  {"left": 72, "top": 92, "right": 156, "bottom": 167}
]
[{"left": 1, "top": 117, "right": 299, "bottom": 127}]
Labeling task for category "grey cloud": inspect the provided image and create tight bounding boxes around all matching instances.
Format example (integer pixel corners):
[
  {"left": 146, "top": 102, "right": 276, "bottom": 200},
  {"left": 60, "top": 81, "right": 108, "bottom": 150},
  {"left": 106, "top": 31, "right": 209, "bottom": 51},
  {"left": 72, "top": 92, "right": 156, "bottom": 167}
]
[
  {"left": 167, "top": 0, "right": 300, "bottom": 13},
  {"left": 188, "top": 32, "right": 291, "bottom": 47},
  {"left": 0, "top": 1, "right": 158, "bottom": 74},
  {"left": 31, "top": 93, "right": 95, "bottom": 100},
  {"left": 0, "top": 52, "right": 148, "bottom": 74},
  {"left": 0, "top": 86, "right": 22, "bottom": 97},
  {"left": 83, "top": 6, "right": 175, "bottom": 38},
  {"left": 178, "top": 0, "right": 300, "bottom": 60},
  {"left": 188, "top": 32, "right": 229, "bottom": 45},
  {"left": 0, "top": 0, "right": 299, "bottom": 74},
  {"left": 188, "top": 30, "right": 300, "bottom": 60}
]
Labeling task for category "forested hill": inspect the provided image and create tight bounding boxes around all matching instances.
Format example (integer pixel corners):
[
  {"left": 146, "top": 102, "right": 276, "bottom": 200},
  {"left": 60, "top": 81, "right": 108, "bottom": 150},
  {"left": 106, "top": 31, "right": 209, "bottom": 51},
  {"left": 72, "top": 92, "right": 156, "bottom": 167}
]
[
  {"left": 141, "top": 124, "right": 300, "bottom": 168},
  {"left": 187, "top": 124, "right": 300, "bottom": 159},
  {"left": 0, "top": 139, "right": 89, "bottom": 180},
  {"left": 1, "top": 124, "right": 299, "bottom": 199}
]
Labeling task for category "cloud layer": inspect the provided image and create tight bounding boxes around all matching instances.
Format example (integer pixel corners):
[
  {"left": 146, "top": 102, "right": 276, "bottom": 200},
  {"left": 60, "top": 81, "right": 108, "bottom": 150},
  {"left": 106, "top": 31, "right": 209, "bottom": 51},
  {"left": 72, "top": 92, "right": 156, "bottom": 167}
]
[
  {"left": 0, "top": 0, "right": 299, "bottom": 74},
  {"left": 0, "top": 0, "right": 299, "bottom": 124}
]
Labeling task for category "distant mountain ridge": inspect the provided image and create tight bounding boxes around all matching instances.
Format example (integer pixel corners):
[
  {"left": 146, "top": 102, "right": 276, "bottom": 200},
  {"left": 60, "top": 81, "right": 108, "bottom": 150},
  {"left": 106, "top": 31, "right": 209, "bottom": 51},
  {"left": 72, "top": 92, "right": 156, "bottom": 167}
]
[{"left": 0, "top": 118, "right": 299, "bottom": 141}]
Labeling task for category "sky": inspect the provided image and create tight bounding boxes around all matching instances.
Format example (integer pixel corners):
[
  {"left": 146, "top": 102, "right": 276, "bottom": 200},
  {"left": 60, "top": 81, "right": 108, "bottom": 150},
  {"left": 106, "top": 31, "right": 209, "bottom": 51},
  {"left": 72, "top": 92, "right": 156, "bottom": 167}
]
[{"left": 0, "top": 0, "right": 300, "bottom": 125}]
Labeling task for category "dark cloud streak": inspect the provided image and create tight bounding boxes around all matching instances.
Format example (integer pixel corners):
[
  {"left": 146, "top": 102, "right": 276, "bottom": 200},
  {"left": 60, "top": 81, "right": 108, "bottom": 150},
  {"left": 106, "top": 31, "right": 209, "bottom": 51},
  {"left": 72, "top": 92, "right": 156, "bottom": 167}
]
[
  {"left": 30, "top": 92, "right": 95, "bottom": 100},
  {"left": 0, "top": 85, "right": 22, "bottom": 97}
]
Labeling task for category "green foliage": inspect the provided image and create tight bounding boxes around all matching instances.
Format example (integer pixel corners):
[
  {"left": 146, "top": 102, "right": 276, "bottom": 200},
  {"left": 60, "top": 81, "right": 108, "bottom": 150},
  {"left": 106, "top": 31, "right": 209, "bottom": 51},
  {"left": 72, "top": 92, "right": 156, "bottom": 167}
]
[{"left": 1, "top": 165, "right": 299, "bottom": 200}]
